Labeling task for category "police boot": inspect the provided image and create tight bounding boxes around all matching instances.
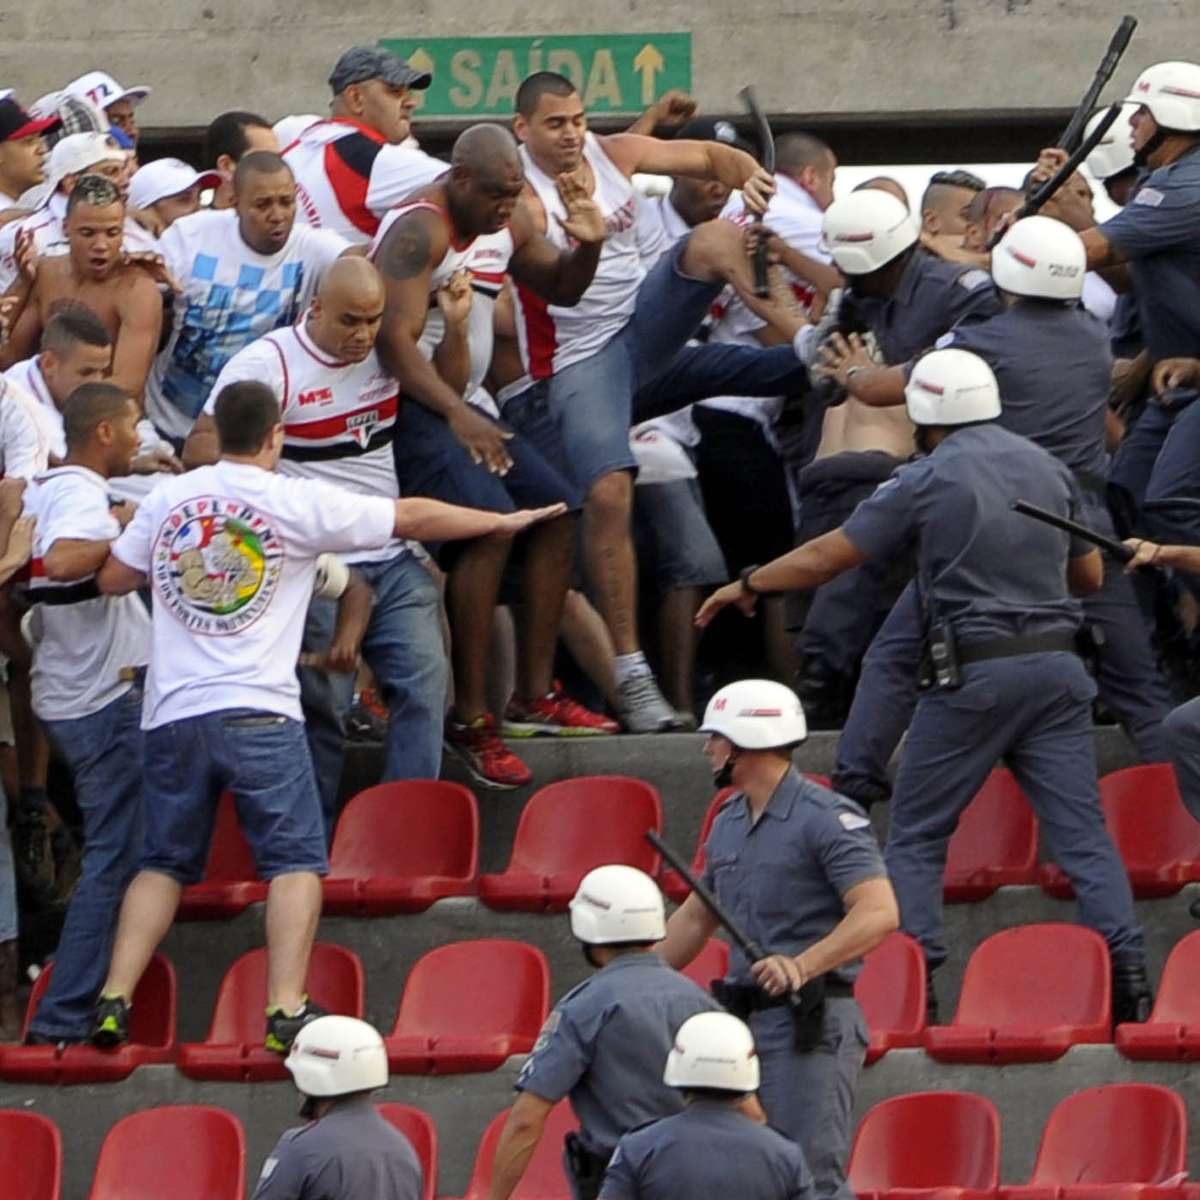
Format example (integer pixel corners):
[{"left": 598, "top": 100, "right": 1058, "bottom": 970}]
[
  {"left": 794, "top": 661, "right": 852, "bottom": 731},
  {"left": 925, "top": 966, "right": 940, "bottom": 1026},
  {"left": 1111, "top": 962, "right": 1153, "bottom": 1026},
  {"left": 0, "top": 940, "right": 22, "bottom": 1042}
]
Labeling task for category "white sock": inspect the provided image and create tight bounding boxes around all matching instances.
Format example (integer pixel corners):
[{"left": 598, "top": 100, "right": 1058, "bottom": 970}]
[{"left": 614, "top": 652, "right": 652, "bottom": 686}]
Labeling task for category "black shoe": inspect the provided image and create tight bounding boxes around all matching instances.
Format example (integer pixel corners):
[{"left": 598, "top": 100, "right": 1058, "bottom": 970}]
[
  {"left": 265, "top": 997, "right": 327, "bottom": 1055},
  {"left": 925, "top": 967, "right": 940, "bottom": 1026},
  {"left": 90, "top": 994, "right": 132, "bottom": 1047},
  {"left": 1112, "top": 962, "right": 1153, "bottom": 1025},
  {"left": 24, "top": 1030, "right": 76, "bottom": 1048}
]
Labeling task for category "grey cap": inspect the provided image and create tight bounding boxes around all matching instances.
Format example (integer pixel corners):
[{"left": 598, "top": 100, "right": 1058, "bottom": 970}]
[{"left": 329, "top": 46, "right": 432, "bottom": 94}]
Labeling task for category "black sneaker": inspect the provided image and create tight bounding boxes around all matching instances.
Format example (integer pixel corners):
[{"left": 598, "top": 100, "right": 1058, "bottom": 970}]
[
  {"left": 90, "top": 994, "right": 132, "bottom": 1048},
  {"left": 265, "top": 997, "right": 327, "bottom": 1055},
  {"left": 1112, "top": 963, "right": 1153, "bottom": 1026}
]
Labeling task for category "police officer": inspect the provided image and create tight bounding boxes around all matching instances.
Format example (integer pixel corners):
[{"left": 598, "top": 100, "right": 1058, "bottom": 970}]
[
  {"left": 599, "top": 1011, "right": 813, "bottom": 1200},
  {"left": 488, "top": 865, "right": 725, "bottom": 1200},
  {"left": 792, "top": 190, "right": 1003, "bottom": 726},
  {"left": 1035, "top": 61, "right": 1200, "bottom": 546},
  {"left": 657, "top": 678, "right": 898, "bottom": 1200},
  {"left": 697, "top": 349, "right": 1152, "bottom": 1024},
  {"left": 822, "top": 216, "right": 1173, "bottom": 816},
  {"left": 254, "top": 1015, "right": 422, "bottom": 1200}
]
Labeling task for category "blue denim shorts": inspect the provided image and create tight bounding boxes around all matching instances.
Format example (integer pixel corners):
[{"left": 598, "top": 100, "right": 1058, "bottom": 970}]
[
  {"left": 141, "top": 708, "right": 328, "bottom": 883},
  {"left": 634, "top": 478, "right": 728, "bottom": 591}
]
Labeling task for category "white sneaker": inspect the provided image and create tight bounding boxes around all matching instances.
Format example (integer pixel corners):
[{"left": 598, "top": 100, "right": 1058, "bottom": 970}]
[{"left": 615, "top": 674, "right": 682, "bottom": 733}]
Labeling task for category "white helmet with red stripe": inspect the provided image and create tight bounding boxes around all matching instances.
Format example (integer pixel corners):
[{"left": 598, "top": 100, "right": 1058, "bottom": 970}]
[
  {"left": 1085, "top": 104, "right": 1139, "bottom": 179},
  {"left": 664, "top": 1012, "right": 760, "bottom": 1093},
  {"left": 991, "top": 216, "right": 1085, "bottom": 301},
  {"left": 820, "top": 191, "right": 918, "bottom": 275},
  {"left": 700, "top": 679, "right": 807, "bottom": 750},
  {"left": 285, "top": 1015, "right": 388, "bottom": 1097},
  {"left": 905, "top": 348, "right": 1001, "bottom": 427},
  {"left": 1125, "top": 61, "right": 1200, "bottom": 132}
]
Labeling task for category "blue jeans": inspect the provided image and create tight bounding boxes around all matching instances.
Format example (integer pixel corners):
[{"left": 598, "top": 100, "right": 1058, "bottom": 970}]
[
  {"left": 32, "top": 687, "right": 144, "bottom": 1039},
  {"left": 299, "top": 552, "right": 447, "bottom": 831},
  {"left": 141, "top": 707, "right": 327, "bottom": 882}
]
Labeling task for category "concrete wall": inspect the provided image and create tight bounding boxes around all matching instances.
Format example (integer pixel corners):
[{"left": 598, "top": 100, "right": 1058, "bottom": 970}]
[{"left": 1, "top": 1, "right": 1195, "bottom": 127}]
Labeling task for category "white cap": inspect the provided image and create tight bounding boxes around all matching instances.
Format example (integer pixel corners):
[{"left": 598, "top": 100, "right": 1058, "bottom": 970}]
[
  {"left": 1084, "top": 104, "right": 1139, "bottom": 180},
  {"left": 905, "top": 349, "right": 1001, "bottom": 427},
  {"left": 821, "top": 191, "right": 918, "bottom": 275},
  {"left": 700, "top": 679, "right": 808, "bottom": 750},
  {"left": 1125, "top": 61, "right": 1200, "bottom": 132},
  {"left": 285, "top": 1015, "right": 388, "bottom": 1097},
  {"left": 569, "top": 865, "right": 666, "bottom": 945},
  {"left": 663, "top": 1012, "right": 760, "bottom": 1093},
  {"left": 48, "top": 131, "right": 126, "bottom": 190},
  {"left": 273, "top": 114, "right": 322, "bottom": 147},
  {"left": 63, "top": 70, "right": 151, "bottom": 111},
  {"left": 128, "top": 157, "right": 221, "bottom": 210},
  {"left": 992, "top": 216, "right": 1086, "bottom": 301}
]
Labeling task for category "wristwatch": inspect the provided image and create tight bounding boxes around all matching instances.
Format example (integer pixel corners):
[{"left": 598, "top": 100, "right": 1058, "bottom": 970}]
[{"left": 739, "top": 564, "right": 765, "bottom": 596}]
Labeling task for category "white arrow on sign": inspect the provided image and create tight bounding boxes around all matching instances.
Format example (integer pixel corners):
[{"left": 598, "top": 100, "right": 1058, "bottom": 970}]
[{"left": 633, "top": 43, "right": 665, "bottom": 106}]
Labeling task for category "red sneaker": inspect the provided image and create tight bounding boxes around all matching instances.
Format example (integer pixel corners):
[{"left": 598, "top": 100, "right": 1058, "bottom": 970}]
[
  {"left": 445, "top": 713, "right": 533, "bottom": 789},
  {"left": 503, "top": 683, "right": 620, "bottom": 738}
]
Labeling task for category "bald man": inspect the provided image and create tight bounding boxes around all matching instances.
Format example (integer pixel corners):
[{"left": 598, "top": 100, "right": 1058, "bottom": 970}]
[
  {"left": 182, "top": 256, "right": 456, "bottom": 835},
  {"left": 371, "top": 121, "right": 618, "bottom": 789}
]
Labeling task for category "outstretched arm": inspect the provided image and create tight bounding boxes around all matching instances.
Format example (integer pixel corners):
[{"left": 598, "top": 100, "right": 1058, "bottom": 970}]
[{"left": 508, "top": 181, "right": 606, "bottom": 306}]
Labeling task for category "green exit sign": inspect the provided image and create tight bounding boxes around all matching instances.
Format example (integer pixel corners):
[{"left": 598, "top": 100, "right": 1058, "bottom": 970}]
[{"left": 378, "top": 33, "right": 692, "bottom": 118}]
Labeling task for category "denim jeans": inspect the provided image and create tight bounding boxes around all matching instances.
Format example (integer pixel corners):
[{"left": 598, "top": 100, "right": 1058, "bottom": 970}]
[
  {"left": 299, "top": 552, "right": 447, "bottom": 832},
  {"left": 31, "top": 686, "right": 144, "bottom": 1039}
]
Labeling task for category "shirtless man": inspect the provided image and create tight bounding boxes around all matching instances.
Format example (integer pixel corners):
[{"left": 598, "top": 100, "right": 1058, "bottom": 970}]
[{"left": 1, "top": 174, "right": 162, "bottom": 403}]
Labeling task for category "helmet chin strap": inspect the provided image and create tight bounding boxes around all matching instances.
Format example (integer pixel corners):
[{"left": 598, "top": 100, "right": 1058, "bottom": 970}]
[
  {"left": 1133, "top": 126, "right": 1169, "bottom": 168},
  {"left": 299, "top": 1094, "right": 320, "bottom": 1120},
  {"left": 713, "top": 748, "right": 740, "bottom": 789}
]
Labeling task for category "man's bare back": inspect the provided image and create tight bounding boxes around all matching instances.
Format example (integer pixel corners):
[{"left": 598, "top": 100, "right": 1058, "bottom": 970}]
[{"left": 814, "top": 396, "right": 915, "bottom": 460}]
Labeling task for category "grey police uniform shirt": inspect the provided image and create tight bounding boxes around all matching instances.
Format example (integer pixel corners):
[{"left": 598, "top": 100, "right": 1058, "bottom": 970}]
[
  {"left": 253, "top": 1096, "right": 423, "bottom": 1200},
  {"left": 932, "top": 300, "right": 1111, "bottom": 479},
  {"left": 1101, "top": 143, "right": 1200, "bottom": 361},
  {"left": 515, "top": 953, "right": 722, "bottom": 1157},
  {"left": 700, "top": 769, "right": 885, "bottom": 987},
  {"left": 843, "top": 248, "right": 1005, "bottom": 363},
  {"left": 601, "top": 1100, "right": 814, "bottom": 1200},
  {"left": 842, "top": 422, "right": 1092, "bottom": 644}
]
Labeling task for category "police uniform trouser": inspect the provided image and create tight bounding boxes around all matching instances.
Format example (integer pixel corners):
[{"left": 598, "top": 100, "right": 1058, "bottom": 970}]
[
  {"left": 751, "top": 997, "right": 868, "bottom": 1200},
  {"left": 1164, "top": 696, "right": 1200, "bottom": 823},
  {"left": 885, "top": 651, "right": 1144, "bottom": 971}
]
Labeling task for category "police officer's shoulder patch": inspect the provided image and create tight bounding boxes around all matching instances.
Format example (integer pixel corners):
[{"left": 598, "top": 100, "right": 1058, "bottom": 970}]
[
  {"left": 957, "top": 269, "right": 992, "bottom": 291},
  {"left": 838, "top": 811, "right": 872, "bottom": 831},
  {"left": 531, "top": 1009, "right": 562, "bottom": 1053},
  {"left": 1134, "top": 187, "right": 1164, "bottom": 207}
]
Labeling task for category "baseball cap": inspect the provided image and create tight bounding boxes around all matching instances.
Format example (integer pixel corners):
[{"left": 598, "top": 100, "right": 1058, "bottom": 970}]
[
  {"left": 0, "top": 98, "right": 60, "bottom": 143},
  {"left": 48, "top": 131, "right": 126, "bottom": 188},
  {"left": 129, "top": 157, "right": 220, "bottom": 209},
  {"left": 63, "top": 70, "right": 152, "bottom": 110},
  {"left": 328, "top": 46, "right": 432, "bottom": 94},
  {"left": 674, "top": 116, "right": 755, "bottom": 156}
]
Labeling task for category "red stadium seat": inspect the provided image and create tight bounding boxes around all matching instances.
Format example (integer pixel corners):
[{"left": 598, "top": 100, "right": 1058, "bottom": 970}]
[
  {"left": 0, "top": 953, "right": 176, "bottom": 1083},
  {"left": 377, "top": 1104, "right": 438, "bottom": 1200},
  {"left": 856, "top": 932, "right": 927, "bottom": 1064},
  {"left": 1116, "top": 932, "right": 1200, "bottom": 1061},
  {"left": 386, "top": 940, "right": 549, "bottom": 1074},
  {"left": 998, "top": 1085, "right": 1188, "bottom": 1200},
  {"left": 88, "top": 1106, "right": 245, "bottom": 1200},
  {"left": 659, "top": 775, "right": 831, "bottom": 903},
  {"left": 455, "top": 1102, "right": 579, "bottom": 1200},
  {"left": 178, "top": 943, "right": 364, "bottom": 1081},
  {"left": 849, "top": 1091, "right": 1001, "bottom": 1200},
  {"left": 0, "top": 1110, "right": 62, "bottom": 1200},
  {"left": 1039, "top": 766, "right": 1200, "bottom": 899},
  {"left": 323, "top": 781, "right": 479, "bottom": 915},
  {"left": 944, "top": 769, "right": 1039, "bottom": 901},
  {"left": 479, "top": 777, "right": 662, "bottom": 912},
  {"left": 924, "top": 924, "right": 1111, "bottom": 1063},
  {"left": 680, "top": 938, "right": 730, "bottom": 991},
  {"left": 177, "top": 791, "right": 267, "bottom": 919}
]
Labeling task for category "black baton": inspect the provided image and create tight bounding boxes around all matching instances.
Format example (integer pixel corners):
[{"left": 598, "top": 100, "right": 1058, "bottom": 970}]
[
  {"left": 1011, "top": 499, "right": 1136, "bottom": 563},
  {"left": 1057, "top": 15, "right": 1138, "bottom": 152},
  {"left": 738, "top": 85, "right": 775, "bottom": 299}
]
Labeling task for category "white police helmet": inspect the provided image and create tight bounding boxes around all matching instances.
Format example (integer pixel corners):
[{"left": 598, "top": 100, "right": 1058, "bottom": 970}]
[
  {"left": 699, "top": 679, "right": 807, "bottom": 751},
  {"left": 663, "top": 1011, "right": 760, "bottom": 1093},
  {"left": 905, "top": 348, "right": 1001, "bottom": 427},
  {"left": 1125, "top": 61, "right": 1200, "bottom": 132},
  {"left": 1084, "top": 104, "right": 1139, "bottom": 179},
  {"left": 992, "top": 216, "right": 1086, "bottom": 301},
  {"left": 285, "top": 1015, "right": 388, "bottom": 1097},
  {"left": 569, "top": 865, "right": 666, "bottom": 944},
  {"left": 820, "top": 191, "right": 918, "bottom": 275}
]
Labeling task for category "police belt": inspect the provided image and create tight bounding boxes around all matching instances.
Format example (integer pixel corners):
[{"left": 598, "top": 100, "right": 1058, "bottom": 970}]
[
  {"left": 956, "top": 633, "right": 1078, "bottom": 666},
  {"left": 716, "top": 978, "right": 854, "bottom": 1013}
]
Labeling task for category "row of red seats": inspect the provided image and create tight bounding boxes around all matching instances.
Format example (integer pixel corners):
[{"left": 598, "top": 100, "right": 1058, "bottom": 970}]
[
  {"left": 0, "top": 1101, "right": 437, "bottom": 1200},
  {"left": 184, "top": 765, "right": 1200, "bottom": 922},
  {"left": 7, "top": 1084, "right": 1195, "bottom": 1200},
  {"left": 7, "top": 924, "right": 1200, "bottom": 1085}
]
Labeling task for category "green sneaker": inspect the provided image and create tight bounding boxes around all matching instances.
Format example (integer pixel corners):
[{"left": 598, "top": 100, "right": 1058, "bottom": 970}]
[
  {"left": 90, "top": 994, "right": 132, "bottom": 1048},
  {"left": 265, "top": 997, "right": 327, "bottom": 1055}
]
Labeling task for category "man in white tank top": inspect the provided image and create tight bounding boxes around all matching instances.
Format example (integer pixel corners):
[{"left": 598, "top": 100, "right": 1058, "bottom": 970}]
[
  {"left": 503, "top": 73, "right": 811, "bottom": 731},
  {"left": 373, "top": 125, "right": 618, "bottom": 788}
]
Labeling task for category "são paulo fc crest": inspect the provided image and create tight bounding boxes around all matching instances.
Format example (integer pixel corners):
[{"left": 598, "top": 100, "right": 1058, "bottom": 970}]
[{"left": 153, "top": 497, "right": 284, "bottom": 634}]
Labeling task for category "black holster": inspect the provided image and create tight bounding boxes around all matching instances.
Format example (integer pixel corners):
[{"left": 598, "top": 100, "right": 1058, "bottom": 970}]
[
  {"left": 711, "top": 977, "right": 828, "bottom": 1052},
  {"left": 563, "top": 1132, "right": 608, "bottom": 1200}
]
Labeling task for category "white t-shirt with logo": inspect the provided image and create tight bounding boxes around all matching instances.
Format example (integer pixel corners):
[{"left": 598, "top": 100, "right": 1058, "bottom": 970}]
[
  {"left": 25, "top": 465, "right": 151, "bottom": 720},
  {"left": 111, "top": 460, "right": 395, "bottom": 729},
  {"left": 147, "top": 209, "right": 347, "bottom": 438}
]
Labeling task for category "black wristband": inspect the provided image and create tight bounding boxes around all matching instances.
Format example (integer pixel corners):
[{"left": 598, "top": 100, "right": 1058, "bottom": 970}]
[{"left": 739, "top": 564, "right": 765, "bottom": 596}]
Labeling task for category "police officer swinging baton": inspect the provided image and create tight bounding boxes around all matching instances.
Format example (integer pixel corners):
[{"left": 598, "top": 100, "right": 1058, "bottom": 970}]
[
  {"left": 738, "top": 86, "right": 774, "bottom": 299},
  {"left": 1010, "top": 499, "right": 1136, "bottom": 563},
  {"left": 1057, "top": 15, "right": 1138, "bottom": 153},
  {"left": 645, "top": 829, "right": 827, "bottom": 1048}
]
